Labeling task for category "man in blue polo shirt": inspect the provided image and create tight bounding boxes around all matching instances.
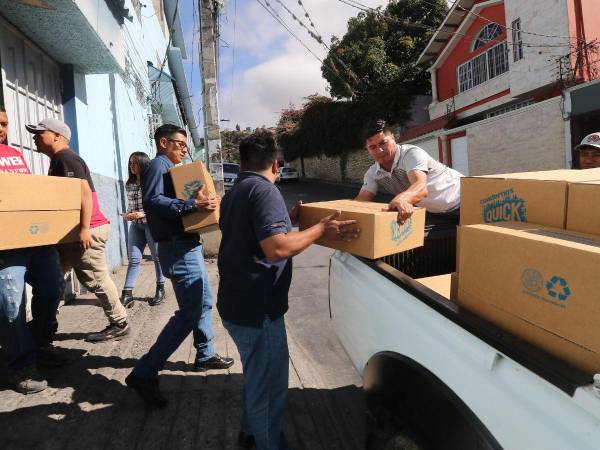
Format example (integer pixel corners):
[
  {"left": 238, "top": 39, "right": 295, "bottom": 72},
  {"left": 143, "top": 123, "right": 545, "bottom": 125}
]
[
  {"left": 125, "top": 124, "right": 233, "bottom": 407},
  {"left": 218, "top": 130, "right": 360, "bottom": 449}
]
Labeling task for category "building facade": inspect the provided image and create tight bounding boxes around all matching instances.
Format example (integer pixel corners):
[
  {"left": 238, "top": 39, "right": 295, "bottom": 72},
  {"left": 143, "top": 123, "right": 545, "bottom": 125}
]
[
  {"left": 0, "top": 0, "right": 201, "bottom": 270},
  {"left": 400, "top": 0, "right": 600, "bottom": 175}
]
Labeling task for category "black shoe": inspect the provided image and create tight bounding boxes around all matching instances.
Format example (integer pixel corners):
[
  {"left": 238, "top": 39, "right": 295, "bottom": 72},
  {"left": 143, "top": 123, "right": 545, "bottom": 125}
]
[
  {"left": 121, "top": 289, "right": 134, "bottom": 308},
  {"left": 85, "top": 322, "right": 130, "bottom": 343},
  {"left": 37, "top": 344, "right": 68, "bottom": 367},
  {"left": 193, "top": 354, "right": 234, "bottom": 372},
  {"left": 148, "top": 283, "right": 165, "bottom": 306},
  {"left": 125, "top": 372, "right": 167, "bottom": 408},
  {"left": 237, "top": 430, "right": 256, "bottom": 449},
  {"left": 6, "top": 364, "right": 47, "bottom": 394}
]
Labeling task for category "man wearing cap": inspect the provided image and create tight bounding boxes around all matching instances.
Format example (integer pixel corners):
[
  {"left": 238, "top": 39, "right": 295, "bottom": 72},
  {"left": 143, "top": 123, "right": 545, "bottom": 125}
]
[
  {"left": 0, "top": 106, "right": 66, "bottom": 394},
  {"left": 575, "top": 132, "right": 600, "bottom": 169},
  {"left": 26, "top": 118, "right": 129, "bottom": 343}
]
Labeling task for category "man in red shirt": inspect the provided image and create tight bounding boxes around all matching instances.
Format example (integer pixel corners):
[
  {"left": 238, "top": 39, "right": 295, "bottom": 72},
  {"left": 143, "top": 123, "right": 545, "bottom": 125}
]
[
  {"left": 26, "top": 118, "right": 129, "bottom": 342},
  {"left": 0, "top": 106, "right": 66, "bottom": 394}
]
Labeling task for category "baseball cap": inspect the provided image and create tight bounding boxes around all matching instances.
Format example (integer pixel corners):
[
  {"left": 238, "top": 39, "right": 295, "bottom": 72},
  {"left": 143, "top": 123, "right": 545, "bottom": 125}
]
[
  {"left": 574, "top": 132, "right": 600, "bottom": 151},
  {"left": 26, "top": 117, "right": 71, "bottom": 141}
]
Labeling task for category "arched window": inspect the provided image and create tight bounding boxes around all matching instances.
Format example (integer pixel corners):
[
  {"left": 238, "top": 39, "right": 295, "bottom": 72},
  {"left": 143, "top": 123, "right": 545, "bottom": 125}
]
[{"left": 472, "top": 23, "right": 502, "bottom": 50}]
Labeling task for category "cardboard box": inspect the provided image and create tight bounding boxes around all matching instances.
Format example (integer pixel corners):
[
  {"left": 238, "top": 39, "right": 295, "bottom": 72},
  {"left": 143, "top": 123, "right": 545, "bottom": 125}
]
[
  {"left": 170, "top": 161, "right": 220, "bottom": 234},
  {"left": 566, "top": 181, "right": 600, "bottom": 235},
  {"left": 417, "top": 274, "right": 451, "bottom": 300},
  {"left": 460, "top": 169, "right": 600, "bottom": 228},
  {"left": 457, "top": 222, "right": 600, "bottom": 374},
  {"left": 450, "top": 271, "right": 459, "bottom": 302},
  {"left": 0, "top": 173, "right": 81, "bottom": 250},
  {"left": 299, "top": 200, "right": 425, "bottom": 259},
  {"left": 417, "top": 273, "right": 458, "bottom": 302}
]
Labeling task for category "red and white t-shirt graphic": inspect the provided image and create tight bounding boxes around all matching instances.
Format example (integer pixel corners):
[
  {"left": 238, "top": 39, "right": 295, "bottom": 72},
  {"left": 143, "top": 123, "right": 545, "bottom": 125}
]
[{"left": 0, "top": 144, "right": 31, "bottom": 174}]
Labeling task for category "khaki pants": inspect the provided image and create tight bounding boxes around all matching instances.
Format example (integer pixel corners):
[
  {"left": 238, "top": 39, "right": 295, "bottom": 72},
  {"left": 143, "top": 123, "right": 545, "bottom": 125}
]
[{"left": 58, "top": 224, "right": 127, "bottom": 325}]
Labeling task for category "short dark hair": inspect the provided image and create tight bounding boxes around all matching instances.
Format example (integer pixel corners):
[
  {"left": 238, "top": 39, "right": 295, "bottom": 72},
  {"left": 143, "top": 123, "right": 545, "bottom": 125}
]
[
  {"left": 364, "top": 119, "right": 393, "bottom": 141},
  {"left": 153, "top": 123, "right": 187, "bottom": 148},
  {"left": 239, "top": 129, "right": 278, "bottom": 171},
  {"left": 0, "top": 105, "right": 5, "bottom": 113}
]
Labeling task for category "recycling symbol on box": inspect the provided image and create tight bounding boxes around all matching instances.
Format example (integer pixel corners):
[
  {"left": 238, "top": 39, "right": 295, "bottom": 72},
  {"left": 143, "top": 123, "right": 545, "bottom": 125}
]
[{"left": 545, "top": 276, "right": 571, "bottom": 301}]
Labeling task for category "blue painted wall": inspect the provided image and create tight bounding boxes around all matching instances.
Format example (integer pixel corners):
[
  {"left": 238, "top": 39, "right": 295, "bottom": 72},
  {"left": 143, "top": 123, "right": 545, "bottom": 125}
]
[{"left": 63, "top": 1, "right": 178, "bottom": 270}]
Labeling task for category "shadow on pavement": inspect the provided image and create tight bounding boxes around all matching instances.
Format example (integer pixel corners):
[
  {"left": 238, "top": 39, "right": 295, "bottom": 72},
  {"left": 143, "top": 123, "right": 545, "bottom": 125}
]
[{"left": 0, "top": 358, "right": 364, "bottom": 450}]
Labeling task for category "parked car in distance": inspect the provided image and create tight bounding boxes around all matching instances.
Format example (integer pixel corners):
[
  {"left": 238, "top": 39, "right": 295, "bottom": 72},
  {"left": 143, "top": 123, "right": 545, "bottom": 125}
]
[
  {"left": 223, "top": 163, "right": 240, "bottom": 191},
  {"left": 277, "top": 167, "right": 299, "bottom": 183}
]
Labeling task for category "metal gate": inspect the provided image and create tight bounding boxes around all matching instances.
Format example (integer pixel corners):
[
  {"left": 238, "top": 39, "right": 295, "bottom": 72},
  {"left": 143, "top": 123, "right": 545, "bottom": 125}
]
[{"left": 0, "top": 17, "right": 62, "bottom": 175}]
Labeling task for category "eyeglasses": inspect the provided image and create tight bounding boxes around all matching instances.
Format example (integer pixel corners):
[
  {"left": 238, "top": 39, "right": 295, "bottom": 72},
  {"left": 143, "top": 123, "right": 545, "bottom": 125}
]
[{"left": 166, "top": 138, "right": 189, "bottom": 150}]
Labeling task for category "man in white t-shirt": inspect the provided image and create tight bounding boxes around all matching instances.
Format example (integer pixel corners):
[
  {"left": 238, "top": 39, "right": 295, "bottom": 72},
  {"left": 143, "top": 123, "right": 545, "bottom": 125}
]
[{"left": 356, "top": 120, "right": 462, "bottom": 224}]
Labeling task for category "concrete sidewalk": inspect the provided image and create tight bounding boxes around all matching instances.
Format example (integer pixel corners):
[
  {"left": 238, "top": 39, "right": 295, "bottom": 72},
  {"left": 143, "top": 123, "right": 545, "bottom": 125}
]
[{"left": 0, "top": 245, "right": 364, "bottom": 450}]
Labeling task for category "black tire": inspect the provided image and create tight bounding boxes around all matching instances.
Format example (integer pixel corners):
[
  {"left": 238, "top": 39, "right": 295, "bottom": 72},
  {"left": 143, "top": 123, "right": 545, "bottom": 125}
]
[{"left": 366, "top": 407, "right": 426, "bottom": 450}]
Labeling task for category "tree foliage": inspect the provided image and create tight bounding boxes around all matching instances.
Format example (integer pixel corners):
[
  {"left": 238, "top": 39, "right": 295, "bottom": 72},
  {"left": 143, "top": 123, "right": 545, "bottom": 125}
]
[
  {"left": 220, "top": 128, "right": 253, "bottom": 163},
  {"left": 276, "top": 95, "right": 367, "bottom": 162},
  {"left": 276, "top": 0, "right": 447, "bottom": 162},
  {"left": 323, "top": 0, "right": 447, "bottom": 104}
]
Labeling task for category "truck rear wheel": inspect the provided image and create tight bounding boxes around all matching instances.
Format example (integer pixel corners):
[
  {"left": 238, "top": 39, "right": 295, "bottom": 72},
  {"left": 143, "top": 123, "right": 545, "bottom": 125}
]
[
  {"left": 364, "top": 354, "right": 500, "bottom": 450},
  {"left": 366, "top": 404, "right": 427, "bottom": 450}
]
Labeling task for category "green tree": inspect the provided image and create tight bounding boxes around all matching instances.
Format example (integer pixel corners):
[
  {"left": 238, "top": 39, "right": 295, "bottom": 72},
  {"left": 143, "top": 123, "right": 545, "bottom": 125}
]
[
  {"left": 220, "top": 128, "right": 253, "bottom": 163},
  {"left": 322, "top": 0, "right": 447, "bottom": 123}
]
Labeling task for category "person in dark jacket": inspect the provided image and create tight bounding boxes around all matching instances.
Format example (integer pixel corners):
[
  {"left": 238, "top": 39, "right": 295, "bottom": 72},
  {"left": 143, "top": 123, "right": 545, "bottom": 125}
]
[{"left": 125, "top": 124, "right": 233, "bottom": 407}]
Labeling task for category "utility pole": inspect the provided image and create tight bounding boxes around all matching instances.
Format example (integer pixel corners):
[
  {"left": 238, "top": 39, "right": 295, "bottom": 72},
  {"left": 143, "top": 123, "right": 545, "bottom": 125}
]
[{"left": 199, "top": 0, "right": 224, "bottom": 195}]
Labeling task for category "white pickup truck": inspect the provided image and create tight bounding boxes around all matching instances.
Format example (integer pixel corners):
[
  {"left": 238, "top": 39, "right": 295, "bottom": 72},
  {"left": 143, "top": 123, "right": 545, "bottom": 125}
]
[{"left": 329, "top": 233, "right": 600, "bottom": 449}]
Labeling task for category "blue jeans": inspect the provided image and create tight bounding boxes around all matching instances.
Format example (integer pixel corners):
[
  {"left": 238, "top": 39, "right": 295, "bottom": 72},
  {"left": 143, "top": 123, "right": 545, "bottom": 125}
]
[
  {"left": 0, "top": 246, "right": 65, "bottom": 370},
  {"left": 133, "top": 239, "right": 215, "bottom": 377},
  {"left": 123, "top": 222, "right": 165, "bottom": 289},
  {"left": 223, "top": 316, "right": 289, "bottom": 450}
]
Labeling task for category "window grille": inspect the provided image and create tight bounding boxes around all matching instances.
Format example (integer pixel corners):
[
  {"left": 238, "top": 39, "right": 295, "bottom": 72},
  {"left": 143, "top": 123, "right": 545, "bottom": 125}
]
[
  {"left": 512, "top": 18, "right": 524, "bottom": 62},
  {"left": 473, "top": 23, "right": 502, "bottom": 50},
  {"left": 457, "top": 41, "right": 509, "bottom": 93}
]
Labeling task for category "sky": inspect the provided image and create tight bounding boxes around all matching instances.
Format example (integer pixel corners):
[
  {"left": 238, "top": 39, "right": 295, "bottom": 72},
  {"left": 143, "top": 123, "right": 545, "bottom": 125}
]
[{"left": 179, "top": 0, "right": 390, "bottom": 131}]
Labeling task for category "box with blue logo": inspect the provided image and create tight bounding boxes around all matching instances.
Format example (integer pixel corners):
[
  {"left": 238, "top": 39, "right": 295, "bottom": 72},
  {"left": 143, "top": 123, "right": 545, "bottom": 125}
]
[
  {"left": 299, "top": 200, "right": 425, "bottom": 259},
  {"left": 170, "top": 161, "right": 220, "bottom": 234},
  {"left": 460, "top": 168, "right": 600, "bottom": 228},
  {"left": 457, "top": 222, "right": 600, "bottom": 374}
]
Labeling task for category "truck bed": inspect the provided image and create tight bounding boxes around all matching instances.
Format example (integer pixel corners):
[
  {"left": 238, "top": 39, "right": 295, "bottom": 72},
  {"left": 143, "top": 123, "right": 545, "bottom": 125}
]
[{"left": 329, "top": 251, "right": 600, "bottom": 450}]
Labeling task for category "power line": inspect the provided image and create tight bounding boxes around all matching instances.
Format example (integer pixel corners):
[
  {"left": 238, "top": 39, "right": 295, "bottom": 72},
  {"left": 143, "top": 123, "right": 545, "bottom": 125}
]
[
  {"left": 334, "top": 0, "right": 371, "bottom": 13},
  {"left": 260, "top": 0, "right": 357, "bottom": 95},
  {"left": 254, "top": 0, "right": 324, "bottom": 62},
  {"left": 446, "top": 0, "right": 579, "bottom": 41},
  {"left": 272, "top": 0, "right": 360, "bottom": 86}
]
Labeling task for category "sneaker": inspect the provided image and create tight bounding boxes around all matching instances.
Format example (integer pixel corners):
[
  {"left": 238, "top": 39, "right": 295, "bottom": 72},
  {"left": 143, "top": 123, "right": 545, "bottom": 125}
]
[
  {"left": 193, "top": 354, "right": 234, "bottom": 372},
  {"left": 85, "top": 322, "right": 130, "bottom": 343},
  {"left": 37, "top": 344, "right": 68, "bottom": 367},
  {"left": 125, "top": 372, "right": 167, "bottom": 408},
  {"left": 6, "top": 364, "right": 48, "bottom": 394}
]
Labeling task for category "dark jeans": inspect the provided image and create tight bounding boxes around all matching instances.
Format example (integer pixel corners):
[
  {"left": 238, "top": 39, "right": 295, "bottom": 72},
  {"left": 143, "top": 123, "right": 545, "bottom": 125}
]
[
  {"left": 223, "top": 316, "right": 289, "bottom": 450},
  {"left": 133, "top": 239, "right": 215, "bottom": 378},
  {"left": 0, "top": 246, "right": 65, "bottom": 370}
]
